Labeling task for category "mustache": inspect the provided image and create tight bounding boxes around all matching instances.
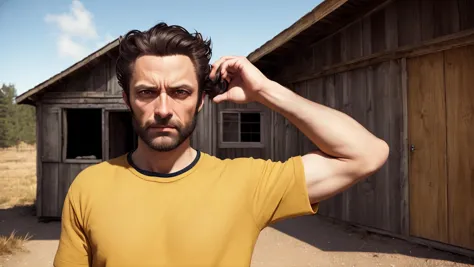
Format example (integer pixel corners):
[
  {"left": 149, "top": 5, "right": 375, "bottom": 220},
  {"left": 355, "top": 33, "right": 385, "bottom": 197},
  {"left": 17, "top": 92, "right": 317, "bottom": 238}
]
[{"left": 145, "top": 116, "right": 180, "bottom": 128}]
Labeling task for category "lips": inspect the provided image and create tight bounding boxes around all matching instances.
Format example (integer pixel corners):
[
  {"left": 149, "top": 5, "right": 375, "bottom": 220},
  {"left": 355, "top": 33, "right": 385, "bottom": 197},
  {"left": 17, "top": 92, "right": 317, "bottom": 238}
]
[{"left": 148, "top": 125, "right": 176, "bottom": 131}]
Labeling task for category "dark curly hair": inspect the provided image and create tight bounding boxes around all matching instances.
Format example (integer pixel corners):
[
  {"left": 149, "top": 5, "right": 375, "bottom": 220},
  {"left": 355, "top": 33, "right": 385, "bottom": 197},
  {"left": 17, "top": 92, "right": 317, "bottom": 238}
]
[{"left": 116, "top": 22, "right": 212, "bottom": 105}]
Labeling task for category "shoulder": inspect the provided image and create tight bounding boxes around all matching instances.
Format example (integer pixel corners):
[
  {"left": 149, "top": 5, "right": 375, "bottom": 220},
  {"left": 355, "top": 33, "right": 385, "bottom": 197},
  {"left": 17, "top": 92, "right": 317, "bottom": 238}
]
[
  {"left": 68, "top": 154, "right": 128, "bottom": 194},
  {"left": 199, "top": 151, "right": 265, "bottom": 168},
  {"left": 199, "top": 152, "right": 303, "bottom": 176}
]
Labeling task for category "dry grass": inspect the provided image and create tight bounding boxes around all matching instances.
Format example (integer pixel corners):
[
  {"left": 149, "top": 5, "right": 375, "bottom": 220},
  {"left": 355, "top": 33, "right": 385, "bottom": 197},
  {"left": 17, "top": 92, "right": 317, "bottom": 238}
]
[
  {"left": 0, "top": 231, "right": 32, "bottom": 256},
  {"left": 0, "top": 144, "right": 36, "bottom": 209},
  {"left": 0, "top": 143, "right": 36, "bottom": 256}
]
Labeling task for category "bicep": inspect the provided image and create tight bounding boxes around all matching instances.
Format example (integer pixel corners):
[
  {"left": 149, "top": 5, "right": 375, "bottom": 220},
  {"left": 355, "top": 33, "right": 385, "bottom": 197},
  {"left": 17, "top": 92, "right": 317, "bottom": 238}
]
[{"left": 302, "top": 150, "right": 370, "bottom": 204}]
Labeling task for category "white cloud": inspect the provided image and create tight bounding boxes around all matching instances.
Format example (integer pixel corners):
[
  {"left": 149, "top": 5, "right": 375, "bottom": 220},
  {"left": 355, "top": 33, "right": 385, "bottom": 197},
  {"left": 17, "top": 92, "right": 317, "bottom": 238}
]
[
  {"left": 45, "top": 0, "right": 98, "bottom": 39},
  {"left": 58, "top": 35, "right": 88, "bottom": 60},
  {"left": 45, "top": 0, "right": 111, "bottom": 60}
]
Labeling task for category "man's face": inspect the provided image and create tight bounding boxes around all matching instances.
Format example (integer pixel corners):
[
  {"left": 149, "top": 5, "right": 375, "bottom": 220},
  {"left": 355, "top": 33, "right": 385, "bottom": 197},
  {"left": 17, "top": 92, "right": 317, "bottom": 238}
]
[{"left": 124, "top": 54, "right": 204, "bottom": 152}]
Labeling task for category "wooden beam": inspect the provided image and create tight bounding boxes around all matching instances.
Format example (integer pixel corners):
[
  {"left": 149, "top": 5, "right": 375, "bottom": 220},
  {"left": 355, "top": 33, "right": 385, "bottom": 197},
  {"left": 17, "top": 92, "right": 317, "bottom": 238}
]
[
  {"left": 247, "top": 0, "right": 349, "bottom": 63},
  {"left": 285, "top": 28, "right": 474, "bottom": 83},
  {"left": 62, "top": 109, "right": 68, "bottom": 165},
  {"left": 35, "top": 103, "right": 43, "bottom": 218},
  {"left": 41, "top": 98, "right": 125, "bottom": 105},
  {"left": 400, "top": 57, "right": 409, "bottom": 236},
  {"left": 101, "top": 109, "right": 107, "bottom": 161},
  {"left": 38, "top": 103, "right": 128, "bottom": 109},
  {"left": 43, "top": 92, "right": 122, "bottom": 99}
]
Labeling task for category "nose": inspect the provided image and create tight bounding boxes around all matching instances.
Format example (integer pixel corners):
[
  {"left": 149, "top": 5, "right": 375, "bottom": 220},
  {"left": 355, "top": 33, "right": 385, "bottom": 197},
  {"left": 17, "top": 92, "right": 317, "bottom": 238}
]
[{"left": 154, "top": 91, "right": 172, "bottom": 119}]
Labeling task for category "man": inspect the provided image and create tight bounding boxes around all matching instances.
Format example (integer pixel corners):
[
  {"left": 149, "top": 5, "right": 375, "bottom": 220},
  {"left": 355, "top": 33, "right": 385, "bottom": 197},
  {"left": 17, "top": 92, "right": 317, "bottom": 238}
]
[{"left": 54, "top": 22, "right": 389, "bottom": 267}]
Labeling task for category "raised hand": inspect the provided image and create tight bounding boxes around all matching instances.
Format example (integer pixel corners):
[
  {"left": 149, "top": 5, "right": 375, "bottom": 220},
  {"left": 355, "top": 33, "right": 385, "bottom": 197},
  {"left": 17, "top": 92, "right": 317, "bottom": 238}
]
[{"left": 209, "top": 56, "right": 271, "bottom": 104}]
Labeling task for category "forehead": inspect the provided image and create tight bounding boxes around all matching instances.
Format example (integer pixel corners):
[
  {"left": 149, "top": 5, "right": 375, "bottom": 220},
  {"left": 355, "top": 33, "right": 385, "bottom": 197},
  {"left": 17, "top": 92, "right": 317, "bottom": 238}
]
[{"left": 130, "top": 54, "right": 197, "bottom": 88}]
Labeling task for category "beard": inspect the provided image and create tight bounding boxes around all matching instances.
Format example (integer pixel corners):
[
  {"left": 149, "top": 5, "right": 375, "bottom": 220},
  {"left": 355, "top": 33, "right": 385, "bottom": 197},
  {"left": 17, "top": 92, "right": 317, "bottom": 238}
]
[{"left": 130, "top": 109, "right": 198, "bottom": 152}]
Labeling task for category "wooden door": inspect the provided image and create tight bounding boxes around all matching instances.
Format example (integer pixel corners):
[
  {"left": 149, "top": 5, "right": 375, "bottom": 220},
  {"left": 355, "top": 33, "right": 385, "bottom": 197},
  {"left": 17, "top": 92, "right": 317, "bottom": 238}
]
[
  {"left": 408, "top": 45, "right": 474, "bottom": 250},
  {"left": 40, "top": 106, "right": 61, "bottom": 217},
  {"left": 407, "top": 51, "right": 449, "bottom": 244},
  {"left": 445, "top": 45, "right": 474, "bottom": 250}
]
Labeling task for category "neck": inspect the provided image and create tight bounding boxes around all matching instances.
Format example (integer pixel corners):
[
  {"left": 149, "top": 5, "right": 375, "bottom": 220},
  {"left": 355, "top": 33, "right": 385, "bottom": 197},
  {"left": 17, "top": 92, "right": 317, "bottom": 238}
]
[{"left": 131, "top": 138, "right": 197, "bottom": 174}]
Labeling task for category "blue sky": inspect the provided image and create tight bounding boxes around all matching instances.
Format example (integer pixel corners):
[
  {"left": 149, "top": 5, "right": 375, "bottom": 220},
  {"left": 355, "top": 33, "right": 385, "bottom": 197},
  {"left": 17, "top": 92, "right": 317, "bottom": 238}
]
[{"left": 0, "top": 0, "right": 322, "bottom": 96}]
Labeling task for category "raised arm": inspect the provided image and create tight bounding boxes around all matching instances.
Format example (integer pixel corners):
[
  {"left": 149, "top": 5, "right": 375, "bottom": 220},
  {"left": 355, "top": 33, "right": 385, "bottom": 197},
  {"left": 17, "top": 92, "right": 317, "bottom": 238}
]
[
  {"left": 210, "top": 56, "right": 389, "bottom": 204},
  {"left": 255, "top": 79, "right": 389, "bottom": 203}
]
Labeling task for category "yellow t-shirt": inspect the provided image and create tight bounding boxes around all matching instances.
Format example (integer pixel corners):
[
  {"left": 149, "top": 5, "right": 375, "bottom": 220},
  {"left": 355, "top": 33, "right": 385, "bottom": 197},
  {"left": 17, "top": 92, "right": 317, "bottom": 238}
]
[{"left": 54, "top": 150, "right": 318, "bottom": 267}]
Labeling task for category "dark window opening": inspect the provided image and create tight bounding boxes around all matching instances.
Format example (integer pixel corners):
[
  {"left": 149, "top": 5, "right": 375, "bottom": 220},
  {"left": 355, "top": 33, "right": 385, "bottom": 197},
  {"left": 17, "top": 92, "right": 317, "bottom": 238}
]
[
  {"left": 108, "top": 111, "right": 137, "bottom": 159},
  {"left": 65, "top": 109, "right": 102, "bottom": 160},
  {"left": 222, "top": 112, "right": 261, "bottom": 143},
  {"left": 240, "top": 113, "right": 260, "bottom": 142}
]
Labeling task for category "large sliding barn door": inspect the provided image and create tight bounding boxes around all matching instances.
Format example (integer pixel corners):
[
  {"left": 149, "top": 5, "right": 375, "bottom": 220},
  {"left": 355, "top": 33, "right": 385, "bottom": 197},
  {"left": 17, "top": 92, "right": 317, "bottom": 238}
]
[
  {"left": 444, "top": 45, "right": 474, "bottom": 250},
  {"left": 408, "top": 45, "right": 474, "bottom": 250}
]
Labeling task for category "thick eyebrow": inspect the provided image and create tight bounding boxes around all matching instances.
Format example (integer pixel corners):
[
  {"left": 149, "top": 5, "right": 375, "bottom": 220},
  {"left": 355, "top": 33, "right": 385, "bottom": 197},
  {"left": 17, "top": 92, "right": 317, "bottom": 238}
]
[
  {"left": 133, "top": 84, "right": 158, "bottom": 91},
  {"left": 132, "top": 83, "right": 195, "bottom": 92},
  {"left": 168, "top": 83, "right": 195, "bottom": 91}
]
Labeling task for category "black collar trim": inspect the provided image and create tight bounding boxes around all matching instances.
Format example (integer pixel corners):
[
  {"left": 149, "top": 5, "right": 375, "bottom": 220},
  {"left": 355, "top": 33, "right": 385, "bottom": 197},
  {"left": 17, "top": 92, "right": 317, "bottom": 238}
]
[{"left": 127, "top": 150, "right": 201, "bottom": 178}]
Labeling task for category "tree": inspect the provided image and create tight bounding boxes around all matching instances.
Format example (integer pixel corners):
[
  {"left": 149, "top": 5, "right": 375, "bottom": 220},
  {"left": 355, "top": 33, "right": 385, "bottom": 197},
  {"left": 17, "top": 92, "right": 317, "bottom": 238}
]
[{"left": 0, "top": 83, "right": 36, "bottom": 148}]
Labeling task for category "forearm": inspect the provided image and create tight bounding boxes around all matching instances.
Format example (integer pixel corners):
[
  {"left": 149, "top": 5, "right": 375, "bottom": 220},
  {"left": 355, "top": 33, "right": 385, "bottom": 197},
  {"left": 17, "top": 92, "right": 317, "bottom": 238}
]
[{"left": 256, "top": 80, "right": 385, "bottom": 161}]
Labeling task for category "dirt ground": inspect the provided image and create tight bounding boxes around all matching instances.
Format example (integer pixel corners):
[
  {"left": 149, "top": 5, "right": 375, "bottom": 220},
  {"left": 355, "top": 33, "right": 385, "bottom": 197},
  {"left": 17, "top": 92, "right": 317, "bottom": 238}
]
[{"left": 0, "top": 205, "right": 473, "bottom": 267}]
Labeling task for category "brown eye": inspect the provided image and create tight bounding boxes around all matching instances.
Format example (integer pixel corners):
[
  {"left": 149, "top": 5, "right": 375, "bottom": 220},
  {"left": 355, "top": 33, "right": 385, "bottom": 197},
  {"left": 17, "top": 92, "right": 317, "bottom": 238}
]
[
  {"left": 138, "top": 90, "right": 155, "bottom": 98},
  {"left": 175, "top": 89, "right": 189, "bottom": 97}
]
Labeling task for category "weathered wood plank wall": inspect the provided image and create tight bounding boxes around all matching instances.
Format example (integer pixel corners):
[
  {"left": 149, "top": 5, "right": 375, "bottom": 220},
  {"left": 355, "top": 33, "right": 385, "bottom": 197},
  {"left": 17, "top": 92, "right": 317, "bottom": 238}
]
[
  {"left": 191, "top": 97, "right": 217, "bottom": 155},
  {"left": 47, "top": 56, "right": 121, "bottom": 96},
  {"left": 272, "top": 0, "right": 472, "bottom": 83},
  {"left": 266, "top": 0, "right": 474, "bottom": 235},
  {"left": 273, "top": 61, "right": 402, "bottom": 233}
]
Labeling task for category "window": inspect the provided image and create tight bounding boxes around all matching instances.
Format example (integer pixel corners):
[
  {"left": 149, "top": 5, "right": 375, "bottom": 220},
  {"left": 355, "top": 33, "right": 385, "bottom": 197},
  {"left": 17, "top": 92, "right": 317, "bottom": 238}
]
[
  {"left": 219, "top": 111, "right": 263, "bottom": 148},
  {"left": 63, "top": 108, "right": 102, "bottom": 162}
]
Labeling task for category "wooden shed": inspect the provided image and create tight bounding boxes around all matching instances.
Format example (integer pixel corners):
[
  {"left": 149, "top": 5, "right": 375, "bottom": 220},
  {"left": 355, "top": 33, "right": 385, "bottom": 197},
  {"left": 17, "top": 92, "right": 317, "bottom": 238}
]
[
  {"left": 16, "top": 0, "right": 473, "bottom": 256},
  {"left": 247, "top": 0, "right": 474, "bottom": 256}
]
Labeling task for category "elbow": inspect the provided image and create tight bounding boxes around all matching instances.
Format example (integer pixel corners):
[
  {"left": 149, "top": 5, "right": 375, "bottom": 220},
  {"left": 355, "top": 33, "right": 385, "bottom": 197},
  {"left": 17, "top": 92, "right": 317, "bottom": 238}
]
[{"left": 358, "top": 138, "right": 390, "bottom": 179}]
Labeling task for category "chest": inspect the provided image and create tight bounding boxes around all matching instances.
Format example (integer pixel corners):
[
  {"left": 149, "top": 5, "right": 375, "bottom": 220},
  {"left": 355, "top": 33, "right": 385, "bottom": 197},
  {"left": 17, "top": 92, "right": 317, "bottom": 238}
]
[{"left": 84, "top": 182, "right": 258, "bottom": 265}]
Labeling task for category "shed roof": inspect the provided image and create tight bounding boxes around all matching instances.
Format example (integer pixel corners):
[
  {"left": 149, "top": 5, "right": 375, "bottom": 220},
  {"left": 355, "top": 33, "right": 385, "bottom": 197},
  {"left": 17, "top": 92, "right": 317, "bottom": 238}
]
[
  {"left": 16, "top": 38, "right": 120, "bottom": 105},
  {"left": 248, "top": 0, "right": 386, "bottom": 74},
  {"left": 16, "top": 0, "right": 382, "bottom": 105}
]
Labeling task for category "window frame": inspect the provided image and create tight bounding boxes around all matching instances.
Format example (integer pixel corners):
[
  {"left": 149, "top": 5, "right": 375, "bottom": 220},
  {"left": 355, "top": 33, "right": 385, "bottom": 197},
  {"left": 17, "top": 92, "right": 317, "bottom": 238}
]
[{"left": 218, "top": 109, "right": 264, "bottom": 148}]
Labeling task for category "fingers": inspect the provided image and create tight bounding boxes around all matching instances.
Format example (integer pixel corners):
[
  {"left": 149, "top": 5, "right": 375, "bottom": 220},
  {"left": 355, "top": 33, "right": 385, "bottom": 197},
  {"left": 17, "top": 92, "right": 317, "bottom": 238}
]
[
  {"left": 209, "top": 56, "right": 234, "bottom": 79},
  {"left": 219, "top": 58, "right": 241, "bottom": 82},
  {"left": 210, "top": 55, "right": 240, "bottom": 80}
]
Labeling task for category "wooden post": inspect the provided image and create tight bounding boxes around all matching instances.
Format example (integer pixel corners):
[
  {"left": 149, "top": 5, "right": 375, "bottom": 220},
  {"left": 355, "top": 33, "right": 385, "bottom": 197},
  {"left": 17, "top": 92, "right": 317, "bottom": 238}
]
[{"left": 400, "top": 57, "right": 409, "bottom": 236}]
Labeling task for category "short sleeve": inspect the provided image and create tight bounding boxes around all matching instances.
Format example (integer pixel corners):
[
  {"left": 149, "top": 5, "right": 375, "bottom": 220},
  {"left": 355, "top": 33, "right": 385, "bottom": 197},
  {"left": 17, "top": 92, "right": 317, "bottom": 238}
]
[
  {"left": 250, "top": 156, "right": 319, "bottom": 229},
  {"left": 54, "top": 186, "right": 91, "bottom": 267}
]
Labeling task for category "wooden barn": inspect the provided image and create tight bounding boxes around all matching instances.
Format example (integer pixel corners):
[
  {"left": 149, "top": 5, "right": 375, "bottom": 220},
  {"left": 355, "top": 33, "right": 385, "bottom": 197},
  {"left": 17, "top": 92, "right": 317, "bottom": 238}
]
[{"left": 16, "top": 0, "right": 473, "bottom": 256}]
